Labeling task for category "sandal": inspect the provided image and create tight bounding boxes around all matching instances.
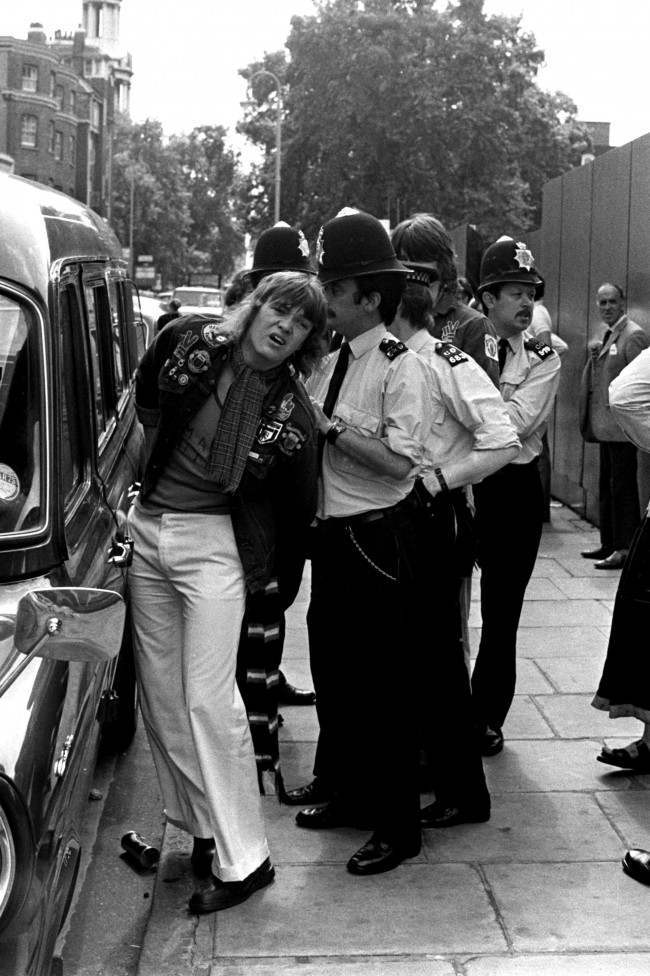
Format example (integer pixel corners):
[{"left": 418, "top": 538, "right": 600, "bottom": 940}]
[{"left": 597, "top": 741, "right": 650, "bottom": 772}]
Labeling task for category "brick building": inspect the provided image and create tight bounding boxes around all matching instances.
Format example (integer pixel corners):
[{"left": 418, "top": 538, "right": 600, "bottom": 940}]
[{"left": 0, "top": 0, "right": 132, "bottom": 216}]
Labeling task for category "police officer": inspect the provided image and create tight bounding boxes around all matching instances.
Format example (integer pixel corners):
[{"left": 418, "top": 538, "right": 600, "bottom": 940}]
[
  {"left": 471, "top": 237, "right": 561, "bottom": 757},
  {"left": 391, "top": 213, "right": 500, "bottom": 384},
  {"left": 293, "top": 210, "right": 433, "bottom": 875},
  {"left": 389, "top": 268, "right": 520, "bottom": 826}
]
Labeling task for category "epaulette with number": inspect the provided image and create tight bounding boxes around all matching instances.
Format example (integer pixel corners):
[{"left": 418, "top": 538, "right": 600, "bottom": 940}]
[
  {"left": 380, "top": 337, "right": 408, "bottom": 360},
  {"left": 435, "top": 341, "right": 468, "bottom": 367},
  {"left": 524, "top": 338, "right": 554, "bottom": 361}
]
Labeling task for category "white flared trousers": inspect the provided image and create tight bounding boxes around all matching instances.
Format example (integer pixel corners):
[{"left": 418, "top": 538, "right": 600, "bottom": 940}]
[{"left": 127, "top": 505, "right": 269, "bottom": 882}]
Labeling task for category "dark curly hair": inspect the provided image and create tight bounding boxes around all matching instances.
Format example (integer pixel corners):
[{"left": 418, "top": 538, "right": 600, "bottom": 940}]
[{"left": 227, "top": 271, "right": 329, "bottom": 378}]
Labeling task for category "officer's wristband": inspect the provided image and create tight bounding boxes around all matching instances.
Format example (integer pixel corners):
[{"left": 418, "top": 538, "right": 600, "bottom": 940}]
[{"left": 433, "top": 466, "right": 449, "bottom": 493}]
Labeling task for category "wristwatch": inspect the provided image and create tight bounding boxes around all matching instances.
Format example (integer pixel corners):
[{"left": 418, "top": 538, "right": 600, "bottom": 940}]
[{"left": 325, "top": 419, "right": 347, "bottom": 444}]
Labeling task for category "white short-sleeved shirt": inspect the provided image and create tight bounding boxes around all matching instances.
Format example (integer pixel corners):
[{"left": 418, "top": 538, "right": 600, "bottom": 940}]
[
  {"left": 498, "top": 331, "right": 561, "bottom": 464},
  {"left": 609, "top": 347, "right": 650, "bottom": 452},
  {"left": 305, "top": 324, "right": 432, "bottom": 518},
  {"left": 406, "top": 330, "right": 520, "bottom": 479}
]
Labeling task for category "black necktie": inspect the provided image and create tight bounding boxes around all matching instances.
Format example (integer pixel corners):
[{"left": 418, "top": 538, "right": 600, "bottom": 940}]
[
  {"left": 498, "top": 338, "right": 509, "bottom": 375},
  {"left": 323, "top": 341, "right": 350, "bottom": 418}
]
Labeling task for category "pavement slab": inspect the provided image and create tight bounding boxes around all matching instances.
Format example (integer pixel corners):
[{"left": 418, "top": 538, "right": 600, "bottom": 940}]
[
  {"left": 534, "top": 655, "right": 608, "bottom": 693},
  {"left": 465, "top": 954, "right": 650, "bottom": 976},
  {"left": 211, "top": 864, "right": 507, "bottom": 957},
  {"left": 216, "top": 958, "right": 454, "bottom": 975},
  {"left": 515, "top": 626, "right": 609, "bottom": 659},
  {"left": 422, "top": 792, "right": 623, "bottom": 863},
  {"left": 535, "top": 693, "right": 642, "bottom": 738},
  {"left": 484, "top": 861, "right": 650, "bottom": 952},
  {"left": 482, "top": 739, "right": 640, "bottom": 793}
]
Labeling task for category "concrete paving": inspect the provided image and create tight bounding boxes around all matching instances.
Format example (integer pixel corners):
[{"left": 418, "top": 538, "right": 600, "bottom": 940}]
[{"left": 137, "top": 504, "right": 650, "bottom": 976}]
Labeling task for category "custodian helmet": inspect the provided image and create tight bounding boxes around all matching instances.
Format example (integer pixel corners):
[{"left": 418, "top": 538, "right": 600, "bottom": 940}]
[
  {"left": 477, "top": 236, "right": 544, "bottom": 299},
  {"left": 316, "top": 210, "right": 407, "bottom": 285}
]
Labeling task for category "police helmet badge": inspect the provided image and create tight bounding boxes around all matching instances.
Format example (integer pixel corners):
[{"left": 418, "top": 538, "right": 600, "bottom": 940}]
[
  {"left": 316, "top": 226, "right": 325, "bottom": 265},
  {"left": 275, "top": 393, "right": 295, "bottom": 421},
  {"left": 297, "top": 230, "right": 310, "bottom": 259},
  {"left": 514, "top": 242, "right": 534, "bottom": 271}
]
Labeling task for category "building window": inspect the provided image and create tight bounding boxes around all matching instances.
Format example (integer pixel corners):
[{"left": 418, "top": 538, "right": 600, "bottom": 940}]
[
  {"left": 22, "top": 64, "right": 38, "bottom": 93},
  {"left": 54, "top": 131, "right": 63, "bottom": 161},
  {"left": 55, "top": 85, "right": 64, "bottom": 111},
  {"left": 48, "top": 121, "right": 55, "bottom": 154},
  {"left": 69, "top": 135, "right": 76, "bottom": 165},
  {"left": 91, "top": 102, "right": 101, "bottom": 127},
  {"left": 84, "top": 59, "right": 92, "bottom": 77},
  {"left": 20, "top": 115, "right": 38, "bottom": 149},
  {"left": 70, "top": 90, "right": 77, "bottom": 115},
  {"left": 50, "top": 72, "right": 56, "bottom": 98}
]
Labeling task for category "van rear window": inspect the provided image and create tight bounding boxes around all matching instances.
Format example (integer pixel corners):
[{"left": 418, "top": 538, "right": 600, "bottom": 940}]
[{"left": 0, "top": 296, "right": 44, "bottom": 535}]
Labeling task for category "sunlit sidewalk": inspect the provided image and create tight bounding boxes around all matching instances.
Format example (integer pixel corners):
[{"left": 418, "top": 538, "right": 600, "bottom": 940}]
[{"left": 138, "top": 503, "right": 650, "bottom": 976}]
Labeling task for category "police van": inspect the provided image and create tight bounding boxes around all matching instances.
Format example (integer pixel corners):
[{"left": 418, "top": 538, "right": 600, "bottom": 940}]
[{"left": 0, "top": 174, "right": 144, "bottom": 975}]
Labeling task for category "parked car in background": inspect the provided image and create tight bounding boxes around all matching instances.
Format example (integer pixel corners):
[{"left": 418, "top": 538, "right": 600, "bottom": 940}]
[
  {"left": 171, "top": 285, "right": 223, "bottom": 317},
  {"left": 0, "top": 174, "right": 143, "bottom": 976}
]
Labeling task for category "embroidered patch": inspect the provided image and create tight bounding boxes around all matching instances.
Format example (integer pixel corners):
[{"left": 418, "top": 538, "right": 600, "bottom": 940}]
[
  {"left": 187, "top": 349, "right": 210, "bottom": 373},
  {"left": 256, "top": 420, "right": 283, "bottom": 445},
  {"left": 524, "top": 338, "right": 554, "bottom": 360},
  {"left": 484, "top": 334, "right": 498, "bottom": 361},
  {"left": 435, "top": 341, "right": 468, "bottom": 366},
  {"left": 177, "top": 373, "right": 189, "bottom": 385},
  {"left": 379, "top": 337, "right": 407, "bottom": 360},
  {"left": 202, "top": 322, "right": 227, "bottom": 347},
  {"left": 609, "top": 343, "right": 618, "bottom": 356},
  {"left": 279, "top": 423, "right": 306, "bottom": 455},
  {"left": 274, "top": 392, "right": 295, "bottom": 421},
  {"left": 440, "top": 320, "right": 460, "bottom": 342},
  {"left": 173, "top": 330, "right": 199, "bottom": 360}
]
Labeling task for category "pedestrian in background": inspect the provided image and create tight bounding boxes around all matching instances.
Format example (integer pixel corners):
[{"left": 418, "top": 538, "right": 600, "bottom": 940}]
[
  {"left": 579, "top": 282, "right": 649, "bottom": 569},
  {"left": 471, "top": 237, "right": 561, "bottom": 758},
  {"left": 593, "top": 347, "right": 650, "bottom": 774},
  {"left": 156, "top": 297, "right": 181, "bottom": 331},
  {"left": 128, "top": 271, "right": 328, "bottom": 914}
]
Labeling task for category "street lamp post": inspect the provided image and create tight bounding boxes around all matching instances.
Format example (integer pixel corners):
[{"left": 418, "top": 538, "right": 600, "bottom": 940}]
[{"left": 246, "top": 70, "right": 283, "bottom": 223}]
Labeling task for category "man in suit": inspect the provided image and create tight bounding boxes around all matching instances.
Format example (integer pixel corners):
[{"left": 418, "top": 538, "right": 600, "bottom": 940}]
[{"left": 580, "top": 283, "right": 649, "bottom": 569}]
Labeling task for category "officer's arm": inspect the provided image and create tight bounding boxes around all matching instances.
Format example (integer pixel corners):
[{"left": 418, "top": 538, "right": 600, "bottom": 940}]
[
  {"left": 503, "top": 355, "right": 561, "bottom": 438},
  {"left": 609, "top": 349, "right": 650, "bottom": 451},
  {"left": 311, "top": 399, "right": 414, "bottom": 478},
  {"left": 421, "top": 444, "right": 520, "bottom": 497}
]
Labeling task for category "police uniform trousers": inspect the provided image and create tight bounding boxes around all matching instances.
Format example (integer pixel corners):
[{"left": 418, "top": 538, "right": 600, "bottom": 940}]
[
  {"left": 471, "top": 459, "right": 545, "bottom": 732},
  {"left": 414, "top": 490, "right": 489, "bottom": 811},
  {"left": 307, "top": 513, "right": 421, "bottom": 848},
  {"left": 599, "top": 442, "right": 640, "bottom": 553},
  {"left": 127, "top": 505, "right": 270, "bottom": 882}
]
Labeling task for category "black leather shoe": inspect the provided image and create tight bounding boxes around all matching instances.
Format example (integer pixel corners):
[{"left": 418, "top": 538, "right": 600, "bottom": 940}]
[
  {"left": 282, "top": 777, "right": 332, "bottom": 806},
  {"left": 595, "top": 550, "right": 628, "bottom": 570},
  {"left": 420, "top": 800, "right": 490, "bottom": 828},
  {"left": 622, "top": 849, "right": 650, "bottom": 886},
  {"left": 295, "top": 801, "right": 373, "bottom": 830},
  {"left": 481, "top": 726, "right": 504, "bottom": 756},
  {"left": 347, "top": 833, "right": 420, "bottom": 876},
  {"left": 188, "top": 857, "right": 275, "bottom": 914},
  {"left": 581, "top": 546, "right": 611, "bottom": 560},
  {"left": 277, "top": 671, "right": 316, "bottom": 706},
  {"left": 190, "top": 837, "right": 216, "bottom": 879}
]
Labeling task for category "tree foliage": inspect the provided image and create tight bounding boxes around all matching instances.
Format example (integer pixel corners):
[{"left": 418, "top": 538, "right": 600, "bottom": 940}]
[
  {"left": 237, "top": 0, "right": 590, "bottom": 243},
  {"left": 111, "top": 117, "right": 244, "bottom": 286}
]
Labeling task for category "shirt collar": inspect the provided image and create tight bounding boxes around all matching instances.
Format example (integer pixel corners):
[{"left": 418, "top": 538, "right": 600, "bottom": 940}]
[
  {"left": 406, "top": 329, "right": 431, "bottom": 355},
  {"left": 348, "top": 323, "right": 388, "bottom": 359}
]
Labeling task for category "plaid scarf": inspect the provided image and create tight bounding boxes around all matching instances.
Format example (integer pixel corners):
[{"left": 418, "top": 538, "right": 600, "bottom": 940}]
[{"left": 208, "top": 344, "right": 282, "bottom": 492}]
